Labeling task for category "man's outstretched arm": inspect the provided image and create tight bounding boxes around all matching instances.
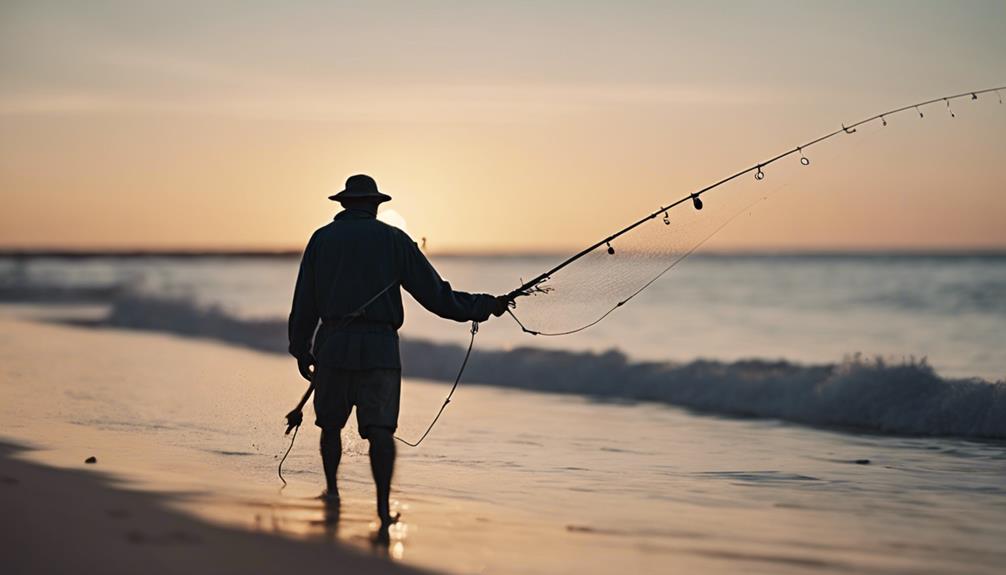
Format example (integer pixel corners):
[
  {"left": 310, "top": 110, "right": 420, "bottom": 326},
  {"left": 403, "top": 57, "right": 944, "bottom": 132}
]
[
  {"left": 288, "top": 234, "right": 320, "bottom": 379},
  {"left": 400, "top": 238, "right": 506, "bottom": 322}
]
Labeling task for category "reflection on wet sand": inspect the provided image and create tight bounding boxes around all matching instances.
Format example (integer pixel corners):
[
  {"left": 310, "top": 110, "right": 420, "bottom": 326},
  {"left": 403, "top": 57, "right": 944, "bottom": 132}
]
[{"left": 237, "top": 491, "right": 411, "bottom": 560}]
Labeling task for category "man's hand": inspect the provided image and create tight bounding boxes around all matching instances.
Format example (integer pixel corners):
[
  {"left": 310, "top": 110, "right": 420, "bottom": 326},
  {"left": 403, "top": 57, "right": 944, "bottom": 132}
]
[
  {"left": 297, "top": 353, "right": 316, "bottom": 382},
  {"left": 491, "top": 295, "right": 512, "bottom": 318}
]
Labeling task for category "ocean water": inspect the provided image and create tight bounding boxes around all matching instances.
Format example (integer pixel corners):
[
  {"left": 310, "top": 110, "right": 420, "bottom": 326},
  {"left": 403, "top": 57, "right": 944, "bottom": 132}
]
[
  {"left": 4, "top": 253, "right": 1005, "bottom": 380},
  {"left": 2, "top": 254, "right": 1005, "bottom": 573}
]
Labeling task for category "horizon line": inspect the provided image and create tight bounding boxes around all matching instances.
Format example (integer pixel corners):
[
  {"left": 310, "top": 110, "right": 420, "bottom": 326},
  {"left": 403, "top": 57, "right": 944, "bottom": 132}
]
[{"left": 2, "top": 246, "right": 1006, "bottom": 259}]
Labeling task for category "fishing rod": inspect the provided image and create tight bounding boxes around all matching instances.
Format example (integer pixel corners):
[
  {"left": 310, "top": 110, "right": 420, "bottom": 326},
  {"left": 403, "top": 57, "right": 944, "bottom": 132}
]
[{"left": 505, "top": 85, "right": 1005, "bottom": 334}]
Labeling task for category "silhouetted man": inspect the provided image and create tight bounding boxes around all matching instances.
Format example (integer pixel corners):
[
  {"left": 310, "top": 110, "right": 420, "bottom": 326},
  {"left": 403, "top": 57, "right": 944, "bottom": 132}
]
[{"left": 288, "top": 174, "right": 507, "bottom": 541}]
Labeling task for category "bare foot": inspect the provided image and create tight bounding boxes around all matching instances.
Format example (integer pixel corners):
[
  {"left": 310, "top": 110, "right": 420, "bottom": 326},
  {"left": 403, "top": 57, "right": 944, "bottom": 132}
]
[
  {"left": 372, "top": 513, "right": 400, "bottom": 546},
  {"left": 317, "top": 490, "right": 341, "bottom": 505}
]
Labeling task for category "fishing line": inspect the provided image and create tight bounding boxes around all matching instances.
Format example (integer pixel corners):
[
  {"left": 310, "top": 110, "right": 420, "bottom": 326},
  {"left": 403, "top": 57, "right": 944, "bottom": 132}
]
[
  {"left": 506, "top": 85, "right": 1005, "bottom": 336},
  {"left": 394, "top": 321, "right": 478, "bottom": 447},
  {"left": 278, "top": 423, "right": 299, "bottom": 486}
]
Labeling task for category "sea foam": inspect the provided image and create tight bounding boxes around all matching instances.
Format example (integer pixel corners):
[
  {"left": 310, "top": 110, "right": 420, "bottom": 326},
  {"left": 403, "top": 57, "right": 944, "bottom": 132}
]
[{"left": 56, "top": 292, "right": 1001, "bottom": 439}]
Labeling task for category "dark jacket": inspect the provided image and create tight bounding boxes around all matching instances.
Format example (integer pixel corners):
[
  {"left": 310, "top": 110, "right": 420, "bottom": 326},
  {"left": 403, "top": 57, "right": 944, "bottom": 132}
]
[{"left": 288, "top": 209, "right": 496, "bottom": 369}]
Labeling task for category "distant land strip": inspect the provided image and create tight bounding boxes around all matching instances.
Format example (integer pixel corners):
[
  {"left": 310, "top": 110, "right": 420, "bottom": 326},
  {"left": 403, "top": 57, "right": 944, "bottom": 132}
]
[
  {"left": 0, "top": 249, "right": 303, "bottom": 259},
  {"left": 1, "top": 248, "right": 1005, "bottom": 260}
]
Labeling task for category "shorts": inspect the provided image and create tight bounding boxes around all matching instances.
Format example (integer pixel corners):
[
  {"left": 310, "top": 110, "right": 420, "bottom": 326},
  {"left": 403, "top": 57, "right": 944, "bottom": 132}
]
[{"left": 313, "top": 365, "right": 401, "bottom": 439}]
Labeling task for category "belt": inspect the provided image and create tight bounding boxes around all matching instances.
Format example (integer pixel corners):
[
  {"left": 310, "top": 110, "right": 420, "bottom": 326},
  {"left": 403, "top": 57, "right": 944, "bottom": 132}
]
[{"left": 321, "top": 317, "right": 396, "bottom": 332}]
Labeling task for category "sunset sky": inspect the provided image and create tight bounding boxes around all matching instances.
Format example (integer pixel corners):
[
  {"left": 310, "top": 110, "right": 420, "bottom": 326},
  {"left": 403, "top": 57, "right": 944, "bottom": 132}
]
[{"left": 1, "top": 1, "right": 1004, "bottom": 253}]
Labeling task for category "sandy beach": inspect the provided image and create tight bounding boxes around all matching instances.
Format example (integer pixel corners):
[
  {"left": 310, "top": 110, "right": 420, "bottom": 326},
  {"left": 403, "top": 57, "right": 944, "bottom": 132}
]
[{"left": 0, "top": 440, "right": 422, "bottom": 575}]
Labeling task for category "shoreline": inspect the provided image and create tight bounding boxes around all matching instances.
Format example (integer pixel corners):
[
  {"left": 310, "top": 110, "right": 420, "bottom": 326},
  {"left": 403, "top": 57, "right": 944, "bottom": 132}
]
[{"left": 0, "top": 440, "right": 423, "bottom": 575}]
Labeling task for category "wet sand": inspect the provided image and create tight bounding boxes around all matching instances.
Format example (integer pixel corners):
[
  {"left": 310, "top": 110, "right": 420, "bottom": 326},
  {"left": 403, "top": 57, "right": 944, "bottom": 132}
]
[
  {"left": 2, "top": 306, "right": 1004, "bottom": 574},
  {"left": 0, "top": 440, "right": 422, "bottom": 575}
]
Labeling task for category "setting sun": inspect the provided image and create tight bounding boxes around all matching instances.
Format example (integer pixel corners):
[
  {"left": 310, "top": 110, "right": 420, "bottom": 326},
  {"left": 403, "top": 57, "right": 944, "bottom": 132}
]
[{"left": 377, "top": 208, "right": 409, "bottom": 235}]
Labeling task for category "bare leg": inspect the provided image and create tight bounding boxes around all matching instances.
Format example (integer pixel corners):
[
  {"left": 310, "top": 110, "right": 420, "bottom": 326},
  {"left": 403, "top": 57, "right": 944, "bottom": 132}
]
[
  {"left": 320, "top": 426, "right": 342, "bottom": 499},
  {"left": 367, "top": 427, "right": 396, "bottom": 527}
]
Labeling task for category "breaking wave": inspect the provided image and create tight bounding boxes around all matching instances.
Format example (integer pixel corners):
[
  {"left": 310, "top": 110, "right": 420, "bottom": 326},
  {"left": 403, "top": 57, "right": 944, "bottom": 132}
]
[{"left": 12, "top": 287, "right": 1006, "bottom": 439}]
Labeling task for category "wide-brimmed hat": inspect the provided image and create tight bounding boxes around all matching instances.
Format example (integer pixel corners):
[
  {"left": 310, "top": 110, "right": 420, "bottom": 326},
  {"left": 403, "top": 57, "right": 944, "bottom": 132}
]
[{"left": 329, "top": 174, "right": 392, "bottom": 203}]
